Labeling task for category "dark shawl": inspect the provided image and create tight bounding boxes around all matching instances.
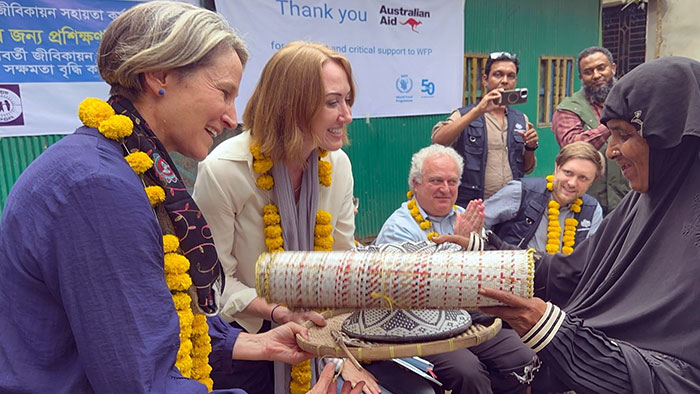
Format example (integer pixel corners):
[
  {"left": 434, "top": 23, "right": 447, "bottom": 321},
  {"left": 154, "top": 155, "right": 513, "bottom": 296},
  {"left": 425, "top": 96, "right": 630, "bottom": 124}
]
[
  {"left": 536, "top": 57, "right": 700, "bottom": 393},
  {"left": 109, "top": 96, "right": 224, "bottom": 315}
]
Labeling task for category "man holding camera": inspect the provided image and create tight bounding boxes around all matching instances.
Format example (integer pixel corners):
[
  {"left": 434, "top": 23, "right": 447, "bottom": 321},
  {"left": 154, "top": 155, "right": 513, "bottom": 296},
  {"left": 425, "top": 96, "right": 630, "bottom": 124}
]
[
  {"left": 432, "top": 52, "right": 538, "bottom": 207},
  {"left": 551, "top": 46, "right": 629, "bottom": 215}
]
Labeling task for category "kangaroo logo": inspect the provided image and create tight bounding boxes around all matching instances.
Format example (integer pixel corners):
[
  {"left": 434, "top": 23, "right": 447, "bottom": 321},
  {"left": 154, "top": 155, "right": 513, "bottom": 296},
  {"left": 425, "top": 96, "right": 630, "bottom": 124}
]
[{"left": 401, "top": 18, "right": 422, "bottom": 32}]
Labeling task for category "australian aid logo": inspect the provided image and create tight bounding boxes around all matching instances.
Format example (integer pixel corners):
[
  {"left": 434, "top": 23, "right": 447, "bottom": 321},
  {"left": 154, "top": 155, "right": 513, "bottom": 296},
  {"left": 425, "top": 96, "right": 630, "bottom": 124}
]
[{"left": 378, "top": 5, "right": 431, "bottom": 33}]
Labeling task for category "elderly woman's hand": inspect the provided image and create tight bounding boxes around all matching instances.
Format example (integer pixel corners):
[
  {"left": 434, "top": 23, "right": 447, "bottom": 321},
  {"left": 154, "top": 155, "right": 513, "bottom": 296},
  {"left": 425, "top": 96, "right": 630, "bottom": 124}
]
[
  {"left": 311, "top": 363, "right": 366, "bottom": 394},
  {"left": 432, "top": 233, "right": 473, "bottom": 249},
  {"left": 275, "top": 306, "right": 327, "bottom": 327},
  {"left": 477, "top": 287, "right": 548, "bottom": 336},
  {"left": 454, "top": 199, "right": 484, "bottom": 237}
]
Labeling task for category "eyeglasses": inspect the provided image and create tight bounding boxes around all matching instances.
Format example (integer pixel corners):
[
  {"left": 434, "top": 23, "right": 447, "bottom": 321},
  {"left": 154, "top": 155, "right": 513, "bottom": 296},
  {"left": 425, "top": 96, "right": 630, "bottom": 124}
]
[{"left": 489, "top": 51, "right": 517, "bottom": 61}]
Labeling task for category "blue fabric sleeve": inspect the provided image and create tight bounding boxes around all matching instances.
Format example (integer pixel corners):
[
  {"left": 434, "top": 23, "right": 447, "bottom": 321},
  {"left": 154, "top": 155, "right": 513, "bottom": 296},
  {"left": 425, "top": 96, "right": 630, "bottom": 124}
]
[
  {"left": 53, "top": 172, "right": 211, "bottom": 393},
  {"left": 483, "top": 180, "right": 523, "bottom": 230},
  {"left": 588, "top": 203, "right": 604, "bottom": 236},
  {"left": 207, "top": 316, "right": 242, "bottom": 374}
]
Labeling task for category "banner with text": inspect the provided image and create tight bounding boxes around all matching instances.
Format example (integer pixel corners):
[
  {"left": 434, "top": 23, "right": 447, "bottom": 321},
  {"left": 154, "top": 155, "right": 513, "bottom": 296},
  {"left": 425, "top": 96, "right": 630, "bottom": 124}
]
[
  {"left": 0, "top": 0, "right": 199, "bottom": 137},
  {"left": 0, "top": 0, "right": 129, "bottom": 136},
  {"left": 216, "top": 0, "right": 465, "bottom": 119}
]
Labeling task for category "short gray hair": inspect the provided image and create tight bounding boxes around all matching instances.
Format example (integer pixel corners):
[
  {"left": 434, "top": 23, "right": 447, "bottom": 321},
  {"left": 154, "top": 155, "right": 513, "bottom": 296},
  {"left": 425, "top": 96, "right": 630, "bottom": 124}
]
[
  {"left": 577, "top": 46, "right": 614, "bottom": 76},
  {"left": 408, "top": 145, "right": 464, "bottom": 192},
  {"left": 98, "top": 1, "right": 248, "bottom": 100}
]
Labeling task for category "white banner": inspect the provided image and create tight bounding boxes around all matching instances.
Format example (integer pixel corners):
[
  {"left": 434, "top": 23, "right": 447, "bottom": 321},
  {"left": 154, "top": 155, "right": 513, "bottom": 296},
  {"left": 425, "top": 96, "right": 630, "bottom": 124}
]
[
  {"left": 0, "top": 0, "right": 199, "bottom": 137},
  {"left": 216, "top": 0, "right": 465, "bottom": 119}
]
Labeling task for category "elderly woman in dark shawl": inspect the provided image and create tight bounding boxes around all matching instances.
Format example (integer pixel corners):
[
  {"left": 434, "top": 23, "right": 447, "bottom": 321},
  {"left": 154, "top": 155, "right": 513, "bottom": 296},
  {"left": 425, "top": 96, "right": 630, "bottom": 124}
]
[{"left": 439, "top": 56, "right": 700, "bottom": 394}]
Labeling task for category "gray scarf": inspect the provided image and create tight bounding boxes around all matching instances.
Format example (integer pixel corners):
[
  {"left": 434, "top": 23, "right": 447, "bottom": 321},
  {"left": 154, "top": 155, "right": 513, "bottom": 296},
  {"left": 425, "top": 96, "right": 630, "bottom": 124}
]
[{"left": 270, "top": 150, "right": 320, "bottom": 251}]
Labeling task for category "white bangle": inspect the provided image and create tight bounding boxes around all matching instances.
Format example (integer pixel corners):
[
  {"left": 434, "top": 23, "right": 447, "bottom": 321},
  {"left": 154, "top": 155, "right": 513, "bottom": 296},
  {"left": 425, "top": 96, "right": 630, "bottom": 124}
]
[{"left": 520, "top": 302, "right": 565, "bottom": 353}]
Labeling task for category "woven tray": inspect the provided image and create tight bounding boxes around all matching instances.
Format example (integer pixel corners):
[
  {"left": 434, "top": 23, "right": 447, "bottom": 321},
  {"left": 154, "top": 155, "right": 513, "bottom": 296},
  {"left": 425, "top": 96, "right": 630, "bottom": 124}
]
[{"left": 297, "top": 309, "right": 502, "bottom": 361}]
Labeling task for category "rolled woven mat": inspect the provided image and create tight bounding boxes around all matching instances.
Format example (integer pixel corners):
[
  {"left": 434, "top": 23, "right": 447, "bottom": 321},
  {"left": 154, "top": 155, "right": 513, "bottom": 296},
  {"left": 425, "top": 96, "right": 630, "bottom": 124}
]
[{"left": 256, "top": 249, "right": 534, "bottom": 310}]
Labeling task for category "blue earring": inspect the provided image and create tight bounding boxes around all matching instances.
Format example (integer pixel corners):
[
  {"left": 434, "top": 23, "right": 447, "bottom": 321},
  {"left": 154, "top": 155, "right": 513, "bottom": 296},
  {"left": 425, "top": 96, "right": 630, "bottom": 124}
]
[{"left": 158, "top": 89, "right": 165, "bottom": 96}]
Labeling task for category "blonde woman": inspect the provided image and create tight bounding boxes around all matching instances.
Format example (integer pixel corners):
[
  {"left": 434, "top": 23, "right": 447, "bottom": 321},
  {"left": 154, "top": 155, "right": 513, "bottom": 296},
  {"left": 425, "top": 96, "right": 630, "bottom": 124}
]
[{"left": 194, "top": 41, "right": 357, "bottom": 392}]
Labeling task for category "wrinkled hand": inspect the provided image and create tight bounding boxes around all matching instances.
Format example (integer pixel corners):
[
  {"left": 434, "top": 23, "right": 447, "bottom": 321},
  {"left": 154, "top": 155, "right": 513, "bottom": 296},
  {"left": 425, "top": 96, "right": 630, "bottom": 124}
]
[
  {"left": 454, "top": 199, "right": 485, "bottom": 237},
  {"left": 432, "top": 233, "right": 473, "bottom": 249},
  {"left": 476, "top": 89, "right": 505, "bottom": 114},
  {"left": 341, "top": 361, "right": 381, "bottom": 394},
  {"left": 518, "top": 121, "right": 539, "bottom": 149},
  {"left": 310, "top": 363, "right": 366, "bottom": 394},
  {"left": 477, "top": 287, "right": 547, "bottom": 336},
  {"left": 279, "top": 307, "right": 327, "bottom": 328}
]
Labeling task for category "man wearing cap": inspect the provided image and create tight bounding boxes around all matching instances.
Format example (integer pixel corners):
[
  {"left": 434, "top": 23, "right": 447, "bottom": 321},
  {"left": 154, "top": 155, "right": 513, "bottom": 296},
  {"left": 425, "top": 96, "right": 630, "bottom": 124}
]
[
  {"left": 552, "top": 46, "right": 630, "bottom": 215},
  {"left": 432, "top": 51, "right": 539, "bottom": 207}
]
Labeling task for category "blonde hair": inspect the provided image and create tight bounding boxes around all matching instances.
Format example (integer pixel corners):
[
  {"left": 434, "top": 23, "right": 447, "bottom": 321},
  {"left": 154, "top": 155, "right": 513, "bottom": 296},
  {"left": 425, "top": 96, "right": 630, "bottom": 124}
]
[
  {"left": 98, "top": 1, "right": 248, "bottom": 100},
  {"left": 243, "top": 41, "right": 356, "bottom": 164},
  {"left": 555, "top": 141, "right": 606, "bottom": 180}
]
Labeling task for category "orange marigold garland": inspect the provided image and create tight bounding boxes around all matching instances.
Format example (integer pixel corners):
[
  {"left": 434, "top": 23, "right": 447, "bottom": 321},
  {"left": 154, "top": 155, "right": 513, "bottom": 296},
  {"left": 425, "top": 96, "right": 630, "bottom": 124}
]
[
  {"left": 250, "top": 143, "right": 334, "bottom": 394},
  {"left": 545, "top": 175, "right": 583, "bottom": 255},
  {"left": 79, "top": 98, "right": 214, "bottom": 391},
  {"left": 406, "top": 191, "right": 458, "bottom": 242}
]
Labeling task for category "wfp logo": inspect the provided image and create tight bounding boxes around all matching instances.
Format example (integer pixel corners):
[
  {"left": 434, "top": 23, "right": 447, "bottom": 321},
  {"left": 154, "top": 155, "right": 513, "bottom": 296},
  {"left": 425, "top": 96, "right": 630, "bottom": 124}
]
[{"left": 395, "top": 75, "right": 413, "bottom": 94}]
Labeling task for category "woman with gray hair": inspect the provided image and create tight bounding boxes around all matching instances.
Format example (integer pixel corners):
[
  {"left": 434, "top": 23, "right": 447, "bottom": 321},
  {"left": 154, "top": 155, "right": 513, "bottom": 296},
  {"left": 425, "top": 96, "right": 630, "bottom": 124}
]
[{"left": 0, "top": 2, "right": 361, "bottom": 394}]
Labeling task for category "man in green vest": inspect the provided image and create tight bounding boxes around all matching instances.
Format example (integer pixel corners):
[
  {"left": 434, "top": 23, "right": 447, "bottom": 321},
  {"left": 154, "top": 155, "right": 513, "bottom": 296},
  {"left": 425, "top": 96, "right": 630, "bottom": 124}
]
[{"left": 552, "top": 46, "right": 630, "bottom": 215}]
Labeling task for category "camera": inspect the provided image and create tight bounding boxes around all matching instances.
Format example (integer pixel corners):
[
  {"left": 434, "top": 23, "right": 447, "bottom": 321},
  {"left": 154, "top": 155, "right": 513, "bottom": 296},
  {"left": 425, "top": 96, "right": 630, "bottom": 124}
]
[{"left": 497, "top": 88, "right": 528, "bottom": 105}]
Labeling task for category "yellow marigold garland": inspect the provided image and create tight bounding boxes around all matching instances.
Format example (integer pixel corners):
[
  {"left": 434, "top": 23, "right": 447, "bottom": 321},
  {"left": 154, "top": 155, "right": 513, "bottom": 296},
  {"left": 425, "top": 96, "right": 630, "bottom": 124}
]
[
  {"left": 78, "top": 97, "right": 114, "bottom": 128},
  {"left": 163, "top": 234, "right": 180, "bottom": 254},
  {"left": 545, "top": 175, "right": 583, "bottom": 255},
  {"left": 406, "top": 193, "right": 457, "bottom": 242},
  {"left": 98, "top": 114, "right": 134, "bottom": 140},
  {"left": 125, "top": 151, "right": 153, "bottom": 175},
  {"left": 250, "top": 143, "right": 335, "bottom": 394},
  {"left": 317, "top": 149, "right": 332, "bottom": 187},
  {"left": 78, "top": 98, "right": 213, "bottom": 391},
  {"left": 145, "top": 185, "right": 166, "bottom": 207}
]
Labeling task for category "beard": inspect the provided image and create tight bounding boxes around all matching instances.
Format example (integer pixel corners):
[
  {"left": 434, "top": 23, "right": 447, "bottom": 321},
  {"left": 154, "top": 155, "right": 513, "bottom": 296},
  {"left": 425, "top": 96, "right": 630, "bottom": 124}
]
[{"left": 583, "top": 78, "right": 615, "bottom": 104}]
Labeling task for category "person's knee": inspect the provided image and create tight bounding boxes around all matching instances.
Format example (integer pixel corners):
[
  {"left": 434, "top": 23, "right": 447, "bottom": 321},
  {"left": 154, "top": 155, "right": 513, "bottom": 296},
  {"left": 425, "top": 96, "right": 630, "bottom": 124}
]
[
  {"left": 429, "top": 351, "right": 491, "bottom": 392},
  {"left": 442, "top": 356, "right": 486, "bottom": 381}
]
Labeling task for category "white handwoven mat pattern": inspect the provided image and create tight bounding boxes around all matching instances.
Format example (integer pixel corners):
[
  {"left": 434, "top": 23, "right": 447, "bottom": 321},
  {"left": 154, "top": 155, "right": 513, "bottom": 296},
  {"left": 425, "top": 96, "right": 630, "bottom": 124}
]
[{"left": 256, "top": 249, "right": 534, "bottom": 310}]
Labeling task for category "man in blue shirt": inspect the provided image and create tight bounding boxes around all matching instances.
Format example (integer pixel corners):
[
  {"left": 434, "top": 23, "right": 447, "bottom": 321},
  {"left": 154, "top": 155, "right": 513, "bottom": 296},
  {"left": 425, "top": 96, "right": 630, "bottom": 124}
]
[
  {"left": 484, "top": 141, "right": 604, "bottom": 254},
  {"left": 376, "top": 144, "right": 482, "bottom": 244},
  {"left": 372, "top": 145, "right": 538, "bottom": 394}
]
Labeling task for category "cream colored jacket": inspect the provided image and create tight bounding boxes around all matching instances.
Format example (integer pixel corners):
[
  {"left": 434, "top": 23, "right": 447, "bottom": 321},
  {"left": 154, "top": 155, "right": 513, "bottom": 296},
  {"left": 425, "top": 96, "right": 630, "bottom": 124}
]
[{"left": 193, "top": 131, "right": 355, "bottom": 333}]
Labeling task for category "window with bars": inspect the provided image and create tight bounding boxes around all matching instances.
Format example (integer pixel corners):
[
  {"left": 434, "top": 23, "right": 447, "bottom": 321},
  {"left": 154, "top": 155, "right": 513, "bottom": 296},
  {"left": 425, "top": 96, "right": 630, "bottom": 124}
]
[
  {"left": 538, "top": 57, "right": 575, "bottom": 127},
  {"left": 462, "top": 53, "right": 489, "bottom": 107}
]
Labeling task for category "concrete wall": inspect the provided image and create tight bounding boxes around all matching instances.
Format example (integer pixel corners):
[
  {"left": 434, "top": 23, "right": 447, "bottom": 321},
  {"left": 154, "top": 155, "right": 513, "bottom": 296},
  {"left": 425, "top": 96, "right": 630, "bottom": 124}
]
[{"left": 646, "top": 0, "right": 700, "bottom": 60}]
